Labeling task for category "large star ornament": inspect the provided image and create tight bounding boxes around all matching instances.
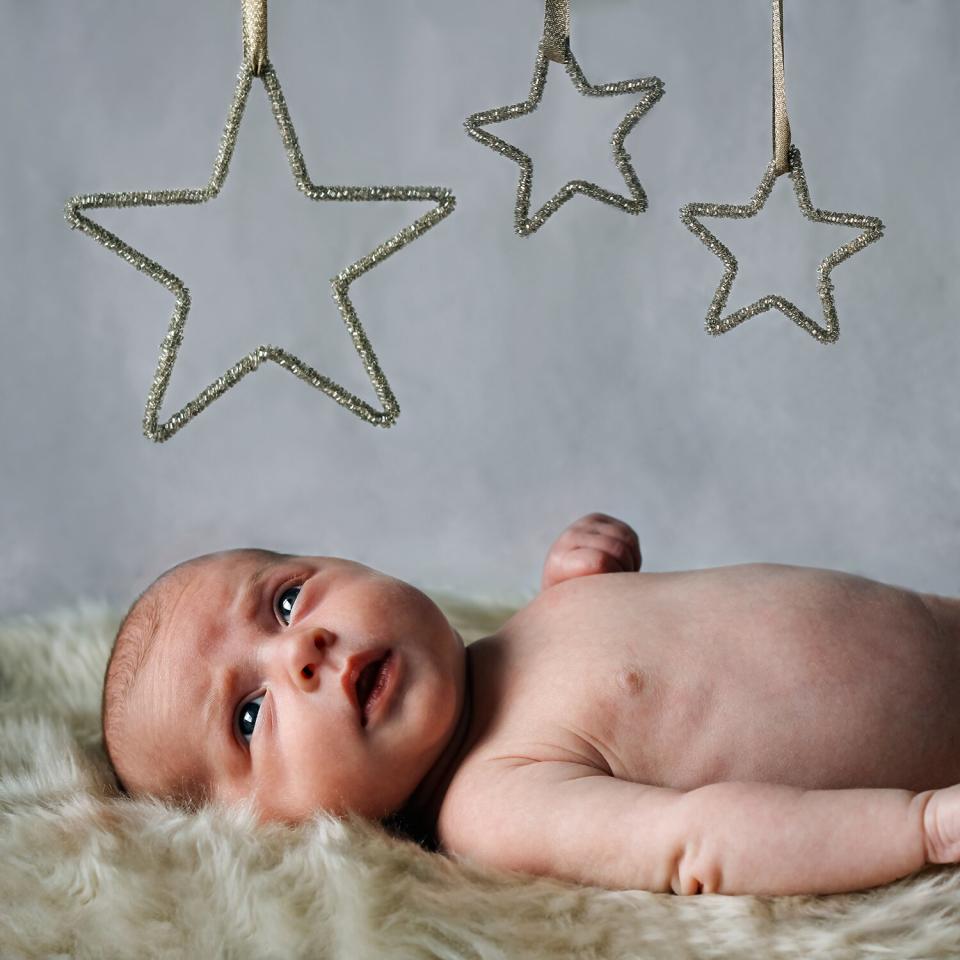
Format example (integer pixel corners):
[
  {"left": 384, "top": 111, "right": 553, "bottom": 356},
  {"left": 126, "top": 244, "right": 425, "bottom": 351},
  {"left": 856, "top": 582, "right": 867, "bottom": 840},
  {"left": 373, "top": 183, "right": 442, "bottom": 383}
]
[
  {"left": 65, "top": 60, "right": 455, "bottom": 441},
  {"left": 464, "top": 42, "right": 664, "bottom": 237},
  {"left": 680, "top": 144, "right": 884, "bottom": 343}
]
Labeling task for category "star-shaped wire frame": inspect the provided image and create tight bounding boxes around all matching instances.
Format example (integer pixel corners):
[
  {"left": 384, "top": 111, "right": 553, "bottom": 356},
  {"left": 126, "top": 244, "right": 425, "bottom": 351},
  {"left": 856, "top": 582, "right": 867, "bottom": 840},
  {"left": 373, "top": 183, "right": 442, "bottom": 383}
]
[
  {"left": 464, "top": 42, "right": 664, "bottom": 237},
  {"left": 65, "top": 60, "right": 455, "bottom": 441},
  {"left": 679, "top": 144, "right": 884, "bottom": 344}
]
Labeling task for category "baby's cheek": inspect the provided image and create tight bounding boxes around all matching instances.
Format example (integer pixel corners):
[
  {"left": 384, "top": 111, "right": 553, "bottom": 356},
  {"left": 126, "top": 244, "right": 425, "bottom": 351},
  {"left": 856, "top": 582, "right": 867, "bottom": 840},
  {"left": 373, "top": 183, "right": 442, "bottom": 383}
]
[{"left": 248, "top": 769, "right": 329, "bottom": 823}]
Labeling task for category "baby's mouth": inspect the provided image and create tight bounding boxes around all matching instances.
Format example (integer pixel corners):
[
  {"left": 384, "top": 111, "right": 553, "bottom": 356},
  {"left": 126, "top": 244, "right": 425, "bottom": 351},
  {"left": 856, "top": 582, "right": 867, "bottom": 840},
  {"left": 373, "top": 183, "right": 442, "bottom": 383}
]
[{"left": 356, "top": 652, "right": 391, "bottom": 725}]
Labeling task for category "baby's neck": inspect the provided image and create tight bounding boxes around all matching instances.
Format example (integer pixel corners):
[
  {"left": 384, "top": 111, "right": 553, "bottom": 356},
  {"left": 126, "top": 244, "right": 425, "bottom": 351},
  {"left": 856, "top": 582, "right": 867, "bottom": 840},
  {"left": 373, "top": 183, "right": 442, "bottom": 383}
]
[{"left": 388, "top": 643, "right": 476, "bottom": 849}]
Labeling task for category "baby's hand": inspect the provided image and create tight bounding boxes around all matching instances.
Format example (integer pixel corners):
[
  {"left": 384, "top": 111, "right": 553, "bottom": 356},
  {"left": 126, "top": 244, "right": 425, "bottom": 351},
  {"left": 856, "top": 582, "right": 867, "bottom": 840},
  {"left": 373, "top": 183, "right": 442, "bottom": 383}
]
[
  {"left": 923, "top": 784, "right": 960, "bottom": 864},
  {"left": 541, "top": 513, "right": 641, "bottom": 591}
]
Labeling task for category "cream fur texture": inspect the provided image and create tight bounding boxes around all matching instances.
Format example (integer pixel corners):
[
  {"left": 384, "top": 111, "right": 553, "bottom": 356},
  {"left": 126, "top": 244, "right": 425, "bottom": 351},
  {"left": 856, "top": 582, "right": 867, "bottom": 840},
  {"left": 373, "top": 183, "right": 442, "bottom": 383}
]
[{"left": 1, "top": 598, "right": 959, "bottom": 960}]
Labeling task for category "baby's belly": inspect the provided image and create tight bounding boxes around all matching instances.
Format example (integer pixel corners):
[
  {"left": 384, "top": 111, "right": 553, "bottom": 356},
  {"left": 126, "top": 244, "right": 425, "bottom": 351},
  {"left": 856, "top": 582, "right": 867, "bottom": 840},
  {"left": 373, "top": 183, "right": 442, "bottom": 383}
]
[{"left": 485, "top": 566, "right": 960, "bottom": 792}]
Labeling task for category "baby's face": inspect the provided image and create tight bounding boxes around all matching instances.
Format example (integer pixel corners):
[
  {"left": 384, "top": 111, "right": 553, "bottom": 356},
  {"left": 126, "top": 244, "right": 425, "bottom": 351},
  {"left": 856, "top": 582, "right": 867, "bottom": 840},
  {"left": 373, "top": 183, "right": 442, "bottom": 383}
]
[{"left": 121, "top": 549, "right": 466, "bottom": 823}]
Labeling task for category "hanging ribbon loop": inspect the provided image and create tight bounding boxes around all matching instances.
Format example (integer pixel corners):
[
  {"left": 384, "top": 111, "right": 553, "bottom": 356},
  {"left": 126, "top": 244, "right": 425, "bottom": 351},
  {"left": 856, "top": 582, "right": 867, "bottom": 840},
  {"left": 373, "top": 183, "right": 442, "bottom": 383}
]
[
  {"left": 772, "top": 0, "right": 791, "bottom": 176},
  {"left": 242, "top": 0, "right": 268, "bottom": 75},
  {"left": 543, "top": 0, "right": 570, "bottom": 64}
]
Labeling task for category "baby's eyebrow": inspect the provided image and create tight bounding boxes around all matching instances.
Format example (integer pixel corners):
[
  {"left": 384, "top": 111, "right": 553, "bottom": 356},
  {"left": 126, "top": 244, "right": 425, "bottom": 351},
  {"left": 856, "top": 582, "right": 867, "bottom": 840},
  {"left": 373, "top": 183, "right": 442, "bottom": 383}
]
[
  {"left": 201, "top": 663, "right": 240, "bottom": 750},
  {"left": 240, "top": 555, "right": 281, "bottom": 623}
]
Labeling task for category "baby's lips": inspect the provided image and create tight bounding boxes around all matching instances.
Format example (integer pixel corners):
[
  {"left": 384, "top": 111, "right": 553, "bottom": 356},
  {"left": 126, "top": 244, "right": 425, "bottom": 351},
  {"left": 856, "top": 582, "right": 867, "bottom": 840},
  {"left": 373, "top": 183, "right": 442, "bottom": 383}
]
[{"left": 342, "top": 649, "right": 390, "bottom": 722}]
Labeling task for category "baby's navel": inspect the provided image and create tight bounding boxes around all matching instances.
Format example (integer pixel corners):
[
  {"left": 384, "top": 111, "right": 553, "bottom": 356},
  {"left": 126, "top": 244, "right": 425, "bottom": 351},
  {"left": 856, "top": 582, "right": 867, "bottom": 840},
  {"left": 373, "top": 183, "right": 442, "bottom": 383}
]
[{"left": 617, "top": 666, "right": 645, "bottom": 696}]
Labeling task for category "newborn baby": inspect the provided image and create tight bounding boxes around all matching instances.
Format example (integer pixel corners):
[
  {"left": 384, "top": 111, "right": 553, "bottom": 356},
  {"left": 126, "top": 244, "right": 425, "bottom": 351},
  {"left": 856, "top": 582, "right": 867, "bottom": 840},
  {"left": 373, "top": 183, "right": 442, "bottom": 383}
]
[{"left": 103, "top": 512, "right": 960, "bottom": 896}]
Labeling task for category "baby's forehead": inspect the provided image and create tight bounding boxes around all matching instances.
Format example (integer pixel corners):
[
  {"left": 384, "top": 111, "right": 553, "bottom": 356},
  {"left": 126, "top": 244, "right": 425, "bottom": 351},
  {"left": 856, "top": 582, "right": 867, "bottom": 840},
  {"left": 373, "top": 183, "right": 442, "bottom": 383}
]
[
  {"left": 188, "top": 547, "right": 273, "bottom": 577},
  {"left": 109, "top": 550, "right": 282, "bottom": 799},
  {"left": 147, "top": 549, "right": 273, "bottom": 661},
  {"left": 162, "top": 548, "right": 275, "bottom": 596},
  {"left": 130, "top": 555, "right": 263, "bottom": 730}
]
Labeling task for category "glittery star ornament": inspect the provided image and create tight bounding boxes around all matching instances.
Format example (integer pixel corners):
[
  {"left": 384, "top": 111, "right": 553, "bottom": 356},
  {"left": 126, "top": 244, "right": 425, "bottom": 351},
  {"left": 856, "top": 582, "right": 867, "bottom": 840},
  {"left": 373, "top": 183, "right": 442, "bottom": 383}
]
[
  {"left": 464, "top": 41, "right": 664, "bottom": 236},
  {"left": 679, "top": 144, "right": 884, "bottom": 343},
  {"left": 65, "top": 60, "right": 455, "bottom": 441}
]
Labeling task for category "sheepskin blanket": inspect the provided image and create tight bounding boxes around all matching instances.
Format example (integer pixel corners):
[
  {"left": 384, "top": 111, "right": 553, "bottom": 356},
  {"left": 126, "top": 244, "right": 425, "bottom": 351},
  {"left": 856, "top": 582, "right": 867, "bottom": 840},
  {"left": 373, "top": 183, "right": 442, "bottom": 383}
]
[{"left": 2, "top": 600, "right": 959, "bottom": 960}]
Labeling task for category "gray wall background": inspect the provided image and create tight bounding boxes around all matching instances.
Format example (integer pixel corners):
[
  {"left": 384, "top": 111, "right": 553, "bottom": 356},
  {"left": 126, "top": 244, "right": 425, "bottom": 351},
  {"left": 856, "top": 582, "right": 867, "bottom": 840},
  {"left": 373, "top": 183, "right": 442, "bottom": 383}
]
[{"left": 1, "top": 0, "right": 958, "bottom": 616}]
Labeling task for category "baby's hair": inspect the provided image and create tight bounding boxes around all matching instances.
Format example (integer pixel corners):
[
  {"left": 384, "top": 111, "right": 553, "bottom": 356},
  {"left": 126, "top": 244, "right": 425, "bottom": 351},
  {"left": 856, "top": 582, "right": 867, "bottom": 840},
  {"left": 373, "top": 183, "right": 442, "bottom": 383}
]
[
  {"left": 101, "top": 555, "right": 207, "bottom": 795},
  {"left": 102, "top": 576, "right": 169, "bottom": 794}
]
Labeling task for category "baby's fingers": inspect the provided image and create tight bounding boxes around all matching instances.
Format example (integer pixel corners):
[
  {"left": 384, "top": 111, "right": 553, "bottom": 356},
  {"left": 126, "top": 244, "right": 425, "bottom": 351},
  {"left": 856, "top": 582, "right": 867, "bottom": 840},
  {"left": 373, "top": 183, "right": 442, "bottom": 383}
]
[
  {"left": 542, "top": 546, "right": 627, "bottom": 590},
  {"left": 573, "top": 514, "right": 641, "bottom": 571},
  {"left": 924, "top": 785, "right": 960, "bottom": 864},
  {"left": 542, "top": 514, "right": 642, "bottom": 590},
  {"left": 570, "top": 530, "right": 640, "bottom": 573}
]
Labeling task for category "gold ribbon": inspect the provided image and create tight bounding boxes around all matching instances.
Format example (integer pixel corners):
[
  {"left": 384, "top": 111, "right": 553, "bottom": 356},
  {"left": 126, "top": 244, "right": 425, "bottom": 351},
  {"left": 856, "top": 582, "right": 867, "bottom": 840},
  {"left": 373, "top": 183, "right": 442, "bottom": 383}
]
[
  {"left": 772, "top": 0, "right": 791, "bottom": 176},
  {"left": 543, "top": 0, "right": 570, "bottom": 64},
  {"left": 242, "top": 0, "right": 268, "bottom": 75}
]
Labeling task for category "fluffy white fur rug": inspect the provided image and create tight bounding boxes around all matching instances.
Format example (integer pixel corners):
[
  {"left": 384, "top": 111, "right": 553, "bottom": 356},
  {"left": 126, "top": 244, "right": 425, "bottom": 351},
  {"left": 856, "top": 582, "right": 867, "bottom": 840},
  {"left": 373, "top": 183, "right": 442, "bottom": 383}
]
[{"left": 1, "top": 599, "right": 959, "bottom": 960}]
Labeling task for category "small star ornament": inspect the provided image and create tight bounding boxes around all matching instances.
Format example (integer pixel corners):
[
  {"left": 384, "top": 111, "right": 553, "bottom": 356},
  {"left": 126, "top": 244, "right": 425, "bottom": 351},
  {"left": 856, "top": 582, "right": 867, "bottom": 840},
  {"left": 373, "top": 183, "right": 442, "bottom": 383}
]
[
  {"left": 464, "top": 18, "right": 664, "bottom": 236},
  {"left": 66, "top": 40, "right": 454, "bottom": 440},
  {"left": 680, "top": 144, "right": 884, "bottom": 343},
  {"left": 680, "top": 0, "right": 884, "bottom": 343}
]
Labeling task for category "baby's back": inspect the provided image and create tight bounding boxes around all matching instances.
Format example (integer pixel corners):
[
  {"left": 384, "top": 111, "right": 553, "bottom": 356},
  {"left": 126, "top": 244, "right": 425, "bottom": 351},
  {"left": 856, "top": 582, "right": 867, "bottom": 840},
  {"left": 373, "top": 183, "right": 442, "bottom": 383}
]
[{"left": 439, "top": 563, "right": 960, "bottom": 853}]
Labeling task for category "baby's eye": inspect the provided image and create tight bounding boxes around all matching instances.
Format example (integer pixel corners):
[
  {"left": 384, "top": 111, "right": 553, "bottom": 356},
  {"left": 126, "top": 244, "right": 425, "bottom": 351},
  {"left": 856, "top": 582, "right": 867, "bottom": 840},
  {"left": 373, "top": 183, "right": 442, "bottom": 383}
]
[
  {"left": 237, "top": 695, "right": 264, "bottom": 744},
  {"left": 275, "top": 585, "right": 301, "bottom": 625}
]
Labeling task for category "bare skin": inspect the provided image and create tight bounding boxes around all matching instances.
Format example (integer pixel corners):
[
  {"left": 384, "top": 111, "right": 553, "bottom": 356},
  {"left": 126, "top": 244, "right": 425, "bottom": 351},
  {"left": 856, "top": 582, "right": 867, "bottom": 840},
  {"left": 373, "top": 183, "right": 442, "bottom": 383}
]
[
  {"left": 114, "top": 515, "right": 960, "bottom": 895},
  {"left": 437, "top": 514, "right": 960, "bottom": 894}
]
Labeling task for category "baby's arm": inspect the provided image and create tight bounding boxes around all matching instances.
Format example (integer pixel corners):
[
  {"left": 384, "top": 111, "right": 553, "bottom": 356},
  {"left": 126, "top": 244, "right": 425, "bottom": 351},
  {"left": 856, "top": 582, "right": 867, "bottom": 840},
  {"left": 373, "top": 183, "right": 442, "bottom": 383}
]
[
  {"left": 541, "top": 513, "right": 641, "bottom": 591},
  {"left": 670, "top": 781, "right": 935, "bottom": 895},
  {"left": 441, "top": 762, "right": 953, "bottom": 896}
]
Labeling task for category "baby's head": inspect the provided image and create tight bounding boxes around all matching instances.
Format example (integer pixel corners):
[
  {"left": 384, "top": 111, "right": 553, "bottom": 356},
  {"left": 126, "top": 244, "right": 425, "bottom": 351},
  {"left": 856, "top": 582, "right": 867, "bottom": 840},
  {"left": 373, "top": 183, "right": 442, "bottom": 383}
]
[{"left": 102, "top": 548, "right": 467, "bottom": 825}]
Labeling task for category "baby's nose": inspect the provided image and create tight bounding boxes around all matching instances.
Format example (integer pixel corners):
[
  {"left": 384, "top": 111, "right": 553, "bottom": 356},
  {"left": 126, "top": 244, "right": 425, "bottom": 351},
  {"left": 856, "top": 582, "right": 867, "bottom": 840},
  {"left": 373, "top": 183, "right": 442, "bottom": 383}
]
[{"left": 283, "top": 627, "right": 334, "bottom": 689}]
